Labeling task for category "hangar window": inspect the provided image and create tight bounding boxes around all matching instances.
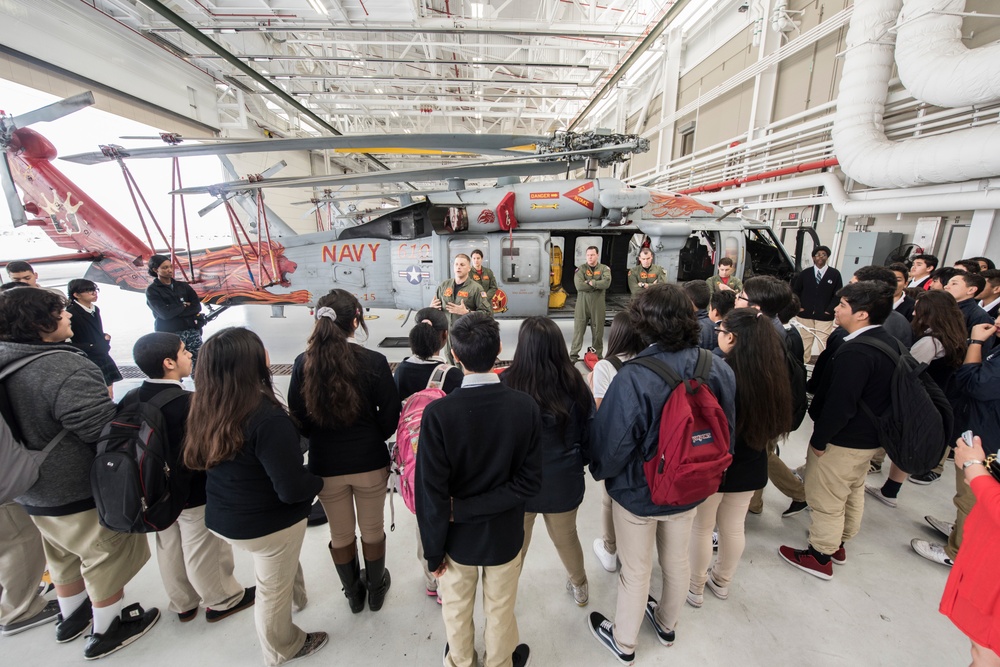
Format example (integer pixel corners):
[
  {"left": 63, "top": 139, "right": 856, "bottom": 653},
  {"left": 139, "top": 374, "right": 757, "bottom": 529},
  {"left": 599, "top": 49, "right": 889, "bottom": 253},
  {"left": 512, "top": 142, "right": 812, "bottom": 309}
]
[{"left": 678, "top": 121, "right": 696, "bottom": 158}]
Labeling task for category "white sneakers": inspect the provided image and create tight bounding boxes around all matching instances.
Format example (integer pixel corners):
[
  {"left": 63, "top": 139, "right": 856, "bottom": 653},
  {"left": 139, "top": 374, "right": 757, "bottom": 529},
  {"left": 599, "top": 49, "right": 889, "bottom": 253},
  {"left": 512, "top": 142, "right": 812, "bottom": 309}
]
[
  {"left": 910, "top": 539, "right": 953, "bottom": 567},
  {"left": 592, "top": 538, "right": 619, "bottom": 572},
  {"left": 864, "top": 484, "right": 898, "bottom": 508}
]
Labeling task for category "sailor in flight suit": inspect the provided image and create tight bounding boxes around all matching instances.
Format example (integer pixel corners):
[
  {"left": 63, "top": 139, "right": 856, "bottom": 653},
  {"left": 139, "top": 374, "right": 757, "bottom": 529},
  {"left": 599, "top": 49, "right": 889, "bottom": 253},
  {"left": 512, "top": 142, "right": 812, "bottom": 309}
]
[{"left": 570, "top": 246, "right": 612, "bottom": 362}]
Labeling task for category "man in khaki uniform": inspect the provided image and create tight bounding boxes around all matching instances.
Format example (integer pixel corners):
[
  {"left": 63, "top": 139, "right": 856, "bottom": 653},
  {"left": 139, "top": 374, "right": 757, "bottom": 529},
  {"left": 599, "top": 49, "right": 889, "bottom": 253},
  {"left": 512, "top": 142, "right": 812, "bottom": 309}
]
[
  {"left": 570, "top": 247, "right": 611, "bottom": 362},
  {"left": 627, "top": 248, "right": 666, "bottom": 296},
  {"left": 431, "top": 254, "right": 493, "bottom": 363}
]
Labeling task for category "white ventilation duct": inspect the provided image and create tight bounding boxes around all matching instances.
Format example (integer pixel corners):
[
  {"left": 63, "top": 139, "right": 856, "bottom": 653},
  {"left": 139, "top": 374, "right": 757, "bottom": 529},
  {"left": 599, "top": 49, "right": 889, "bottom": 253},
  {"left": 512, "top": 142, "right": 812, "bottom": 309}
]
[
  {"left": 896, "top": 0, "right": 1000, "bottom": 107},
  {"left": 832, "top": 0, "right": 1000, "bottom": 188},
  {"left": 698, "top": 173, "right": 1000, "bottom": 216}
]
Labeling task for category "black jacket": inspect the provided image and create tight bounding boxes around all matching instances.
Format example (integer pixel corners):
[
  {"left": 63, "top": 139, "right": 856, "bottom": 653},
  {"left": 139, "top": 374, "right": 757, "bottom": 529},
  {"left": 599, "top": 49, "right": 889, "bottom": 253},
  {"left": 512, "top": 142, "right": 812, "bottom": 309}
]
[
  {"left": 718, "top": 391, "right": 767, "bottom": 494},
  {"left": 808, "top": 327, "right": 897, "bottom": 450},
  {"left": 894, "top": 295, "right": 915, "bottom": 322},
  {"left": 205, "top": 400, "right": 322, "bottom": 540},
  {"left": 416, "top": 382, "right": 542, "bottom": 572},
  {"left": 288, "top": 345, "right": 400, "bottom": 477},
  {"left": 953, "top": 346, "right": 1000, "bottom": 457},
  {"left": 67, "top": 302, "right": 111, "bottom": 357},
  {"left": 958, "top": 298, "right": 994, "bottom": 333},
  {"left": 146, "top": 280, "right": 202, "bottom": 333},
  {"left": 393, "top": 358, "right": 464, "bottom": 401},
  {"left": 792, "top": 267, "right": 842, "bottom": 321}
]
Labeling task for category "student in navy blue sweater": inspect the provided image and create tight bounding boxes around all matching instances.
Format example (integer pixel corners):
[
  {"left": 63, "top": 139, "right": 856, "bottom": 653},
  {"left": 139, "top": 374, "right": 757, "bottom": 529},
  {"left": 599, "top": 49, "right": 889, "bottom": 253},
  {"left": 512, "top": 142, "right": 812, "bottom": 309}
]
[
  {"left": 416, "top": 312, "right": 541, "bottom": 667},
  {"left": 183, "top": 328, "right": 325, "bottom": 666}
]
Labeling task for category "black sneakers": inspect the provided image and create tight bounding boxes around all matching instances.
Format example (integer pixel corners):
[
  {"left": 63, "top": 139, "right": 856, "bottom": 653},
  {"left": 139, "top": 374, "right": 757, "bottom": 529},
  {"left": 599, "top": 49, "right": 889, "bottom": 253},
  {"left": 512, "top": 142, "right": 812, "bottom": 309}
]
[
  {"left": 512, "top": 644, "right": 531, "bottom": 667},
  {"left": 643, "top": 596, "right": 676, "bottom": 646},
  {"left": 781, "top": 500, "right": 809, "bottom": 518},
  {"left": 83, "top": 603, "right": 159, "bottom": 660},
  {"left": 1, "top": 599, "right": 60, "bottom": 637},
  {"left": 588, "top": 612, "right": 635, "bottom": 666},
  {"left": 56, "top": 597, "right": 93, "bottom": 643},
  {"left": 205, "top": 587, "right": 256, "bottom": 623}
]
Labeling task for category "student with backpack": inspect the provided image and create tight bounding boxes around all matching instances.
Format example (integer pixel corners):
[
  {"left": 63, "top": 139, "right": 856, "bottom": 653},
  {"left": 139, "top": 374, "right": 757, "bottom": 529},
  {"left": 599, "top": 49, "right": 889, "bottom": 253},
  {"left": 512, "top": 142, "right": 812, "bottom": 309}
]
[
  {"left": 589, "top": 311, "right": 645, "bottom": 574},
  {"left": 393, "top": 307, "right": 462, "bottom": 603},
  {"left": 588, "top": 284, "right": 736, "bottom": 665},
  {"left": 0, "top": 287, "right": 158, "bottom": 659},
  {"left": 779, "top": 282, "right": 901, "bottom": 580},
  {"left": 183, "top": 328, "right": 326, "bottom": 666},
  {"left": 688, "top": 308, "right": 792, "bottom": 608},
  {"left": 502, "top": 316, "right": 595, "bottom": 607},
  {"left": 130, "top": 333, "right": 254, "bottom": 624},
  {"left": 415, "top": 312, "right": 541, "bottom": 667},
  {"left": 287, "top": 290, "right": 400, "bottom": 615}
]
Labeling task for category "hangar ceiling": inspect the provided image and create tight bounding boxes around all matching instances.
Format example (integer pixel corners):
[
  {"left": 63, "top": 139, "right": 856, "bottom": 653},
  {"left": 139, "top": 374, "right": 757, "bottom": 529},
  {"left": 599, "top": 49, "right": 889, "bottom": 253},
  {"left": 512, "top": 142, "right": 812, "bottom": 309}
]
[{"left": 89, "top": 0, "right": 680, "bottom": 147}]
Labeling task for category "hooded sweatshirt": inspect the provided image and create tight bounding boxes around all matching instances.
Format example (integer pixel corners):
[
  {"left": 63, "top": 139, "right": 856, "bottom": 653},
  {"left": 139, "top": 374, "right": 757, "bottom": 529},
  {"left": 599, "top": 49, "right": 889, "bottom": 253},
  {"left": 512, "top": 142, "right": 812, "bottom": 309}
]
[{"left": 0, "top": 341, "right": 117, "bottom": 515}]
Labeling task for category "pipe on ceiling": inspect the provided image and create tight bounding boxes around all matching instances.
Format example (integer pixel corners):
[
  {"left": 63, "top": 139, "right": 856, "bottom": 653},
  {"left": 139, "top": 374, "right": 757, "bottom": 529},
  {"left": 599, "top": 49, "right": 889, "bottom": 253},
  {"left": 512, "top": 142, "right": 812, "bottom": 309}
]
[
  {"left": 698, "top": 172, "right": 1000, "bottom": 216},
  {"left": 895, "top": 0, "right": 1000, "bottom": 107},
  {"left": 677, "top": 158, "right": 840, "bottom": 194},
  {"left": 134, "top": 0, "right": 402, "bottom": 180},
  {"left": 567, "top": 0, "right": 693, "bottom": 131},
  {"left": 832, "top": 0, "right": 1000, "bottom": 188}
]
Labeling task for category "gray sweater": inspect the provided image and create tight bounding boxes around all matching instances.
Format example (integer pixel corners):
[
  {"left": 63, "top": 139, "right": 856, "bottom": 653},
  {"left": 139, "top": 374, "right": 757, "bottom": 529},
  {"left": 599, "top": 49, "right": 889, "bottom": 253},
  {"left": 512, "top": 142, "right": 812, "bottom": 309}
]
[{"left": 0, "top": 341, "right": 117, "bottom": 515}]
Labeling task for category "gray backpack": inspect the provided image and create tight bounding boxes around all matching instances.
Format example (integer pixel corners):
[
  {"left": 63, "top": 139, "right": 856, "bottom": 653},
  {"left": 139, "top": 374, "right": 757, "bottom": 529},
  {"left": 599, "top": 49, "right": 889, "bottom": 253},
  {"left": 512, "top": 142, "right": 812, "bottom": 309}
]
[{"left": 0, "top": 352, "right": 69, "bottom": 503}]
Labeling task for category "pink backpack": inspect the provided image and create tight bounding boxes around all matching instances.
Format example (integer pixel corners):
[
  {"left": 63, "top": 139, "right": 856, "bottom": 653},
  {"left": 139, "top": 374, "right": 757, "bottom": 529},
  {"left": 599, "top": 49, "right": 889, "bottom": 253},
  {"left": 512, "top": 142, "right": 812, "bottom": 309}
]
[{"left": 392, "top": 364, "right": 449, "bottom": 514}]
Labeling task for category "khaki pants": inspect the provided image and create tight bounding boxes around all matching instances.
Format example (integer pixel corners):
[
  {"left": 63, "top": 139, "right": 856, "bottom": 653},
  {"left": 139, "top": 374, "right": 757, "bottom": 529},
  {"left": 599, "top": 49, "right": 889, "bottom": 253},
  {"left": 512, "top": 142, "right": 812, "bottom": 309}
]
[
  {"left": 439, "top": 553, "right": 522, "bottom": 667},
  {"left": 522, "top": 509, "right": 586, "bottom": 587},
  {"left": 218, "top": 520, "right": 308, "bottom": 667},
  {"left": 795, "top": 318, "right": 835, "bottom": 364},
  {"left": 946, "top": 465, "right": 976, "bottom": 560},
  {"left": 415, "top": 524, "right": 436, "bottom": 592},
  {"left": 612, "top": 503, "right": 695, "bottom": 653},
  {"left": 318, "top": 468, "right": 388, "bottom": 549},
  {"left": 600, "top": 483, "right": 616, "bottom": 554},
  {"left": 804, "top": 445, "right": 873, "bottom": 555},
  {"left": 749, "top": 441, "right": 805, "bottom": 512},
  {"left": 689, "top": 491, "right": 754, "bottom": 593},
  {"left": 32, "top": 508, "right": 150, "bottom": 602},
  {"left": 0, "top": 503, "right": 47, "bottom": 626},
  {"left": 155, "top": 505, "right": 244, "bottom": 614}
]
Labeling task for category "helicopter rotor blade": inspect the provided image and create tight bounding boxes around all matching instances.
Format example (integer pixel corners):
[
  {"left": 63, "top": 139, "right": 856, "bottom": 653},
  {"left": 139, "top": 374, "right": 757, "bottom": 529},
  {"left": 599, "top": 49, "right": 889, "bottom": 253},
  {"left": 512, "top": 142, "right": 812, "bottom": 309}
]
[
  {"left": 61, "top": 133, "right": 548, "bottom": 166},
  {"left": 1, "top": 152, "right": 28, "bottom": 227},
  {"left": 11, "top": 92, "right": 95, "bottom": 129}
]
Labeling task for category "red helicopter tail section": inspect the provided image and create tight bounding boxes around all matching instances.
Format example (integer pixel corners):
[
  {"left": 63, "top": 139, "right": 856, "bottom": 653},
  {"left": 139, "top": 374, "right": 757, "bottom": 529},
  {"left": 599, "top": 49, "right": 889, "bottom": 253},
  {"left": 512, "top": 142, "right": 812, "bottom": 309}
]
[{"left": 7, "top": 127, "right": 153, "bottom": 292}]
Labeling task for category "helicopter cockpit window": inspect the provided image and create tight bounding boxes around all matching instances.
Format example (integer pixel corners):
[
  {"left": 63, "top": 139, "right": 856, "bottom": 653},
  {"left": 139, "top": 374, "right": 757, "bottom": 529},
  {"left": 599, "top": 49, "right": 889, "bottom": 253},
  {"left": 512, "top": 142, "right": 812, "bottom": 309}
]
[
  {"left": 744, "top": 227, "right": 794, "bottom": 280},
  {"left": 501, "top": 238, "right": 540, "bottom": 284},
  {"left": 677, "top": 231, "right": 717, "bottom": 282}
]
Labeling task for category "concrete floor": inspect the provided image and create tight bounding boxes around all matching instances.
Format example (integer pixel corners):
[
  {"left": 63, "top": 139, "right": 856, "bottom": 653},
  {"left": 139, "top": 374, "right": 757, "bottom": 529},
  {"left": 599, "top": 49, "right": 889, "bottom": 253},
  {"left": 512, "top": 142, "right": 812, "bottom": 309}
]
[{"left": 3, "top": 283, "right": 971, "bottom": 666}]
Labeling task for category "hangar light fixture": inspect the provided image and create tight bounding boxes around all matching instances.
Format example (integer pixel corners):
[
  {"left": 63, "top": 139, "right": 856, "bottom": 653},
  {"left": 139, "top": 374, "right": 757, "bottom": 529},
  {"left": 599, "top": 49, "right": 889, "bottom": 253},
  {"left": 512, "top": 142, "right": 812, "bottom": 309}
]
[{"left": 308, "top": 0, "right": 330, "bottom": 15}]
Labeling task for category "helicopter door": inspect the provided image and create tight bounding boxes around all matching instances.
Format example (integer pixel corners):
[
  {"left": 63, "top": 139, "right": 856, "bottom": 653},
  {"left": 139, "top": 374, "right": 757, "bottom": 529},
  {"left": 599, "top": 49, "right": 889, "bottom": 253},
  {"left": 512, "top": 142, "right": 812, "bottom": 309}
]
[
  {"left": 390, "top": 239, "right": 434, "bottom": 311},
  {"left": 496, "top": 232, "right": 550, "bottom": 317}
]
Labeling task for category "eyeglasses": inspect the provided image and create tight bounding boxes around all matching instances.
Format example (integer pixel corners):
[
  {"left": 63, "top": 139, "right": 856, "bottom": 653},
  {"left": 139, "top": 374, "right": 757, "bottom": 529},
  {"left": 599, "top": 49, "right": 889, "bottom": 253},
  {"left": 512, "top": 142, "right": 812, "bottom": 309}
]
[
  {"left": 735, "top": 293, "right": 748, "bottom": 302},
  {"left": 713, "top": 324, "right": 733, "bottom": 335},
  {"left": 83, "top": 288, "right": 99, "bottom": 293}
]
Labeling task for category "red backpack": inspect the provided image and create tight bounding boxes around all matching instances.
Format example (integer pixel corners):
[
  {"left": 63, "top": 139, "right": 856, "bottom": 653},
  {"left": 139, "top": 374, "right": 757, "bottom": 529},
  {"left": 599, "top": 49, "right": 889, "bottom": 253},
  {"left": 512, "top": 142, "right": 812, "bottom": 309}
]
[
  {"left": 392, "top": 364, "right": 449, "bottom": 514},
  {"left": 631, "top": 350, "right": 732, "bottom": 506}
]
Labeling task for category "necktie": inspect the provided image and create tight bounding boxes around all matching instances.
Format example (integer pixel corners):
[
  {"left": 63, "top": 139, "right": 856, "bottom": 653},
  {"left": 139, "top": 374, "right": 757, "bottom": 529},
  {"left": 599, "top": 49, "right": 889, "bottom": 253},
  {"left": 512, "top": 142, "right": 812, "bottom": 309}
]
[{"left": 815, "top": 270, "right": 821, "bottom": 284}]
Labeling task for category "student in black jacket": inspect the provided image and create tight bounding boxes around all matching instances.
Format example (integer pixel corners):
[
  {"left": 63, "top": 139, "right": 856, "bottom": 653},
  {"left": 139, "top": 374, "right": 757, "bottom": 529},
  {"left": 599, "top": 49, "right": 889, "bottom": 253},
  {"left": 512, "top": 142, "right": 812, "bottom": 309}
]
[
  {"left": 145, "top": 255, "right": 204, "bottom": 364},
  {"left": 416, "top": 312, "right": 541, "bottom": 667},
  {"left": 888, "top": 263, "right": 915, "bottom": 321},
  {"left": 287, "top": 289, "right": 400, "bottom": 615},
  {"left": 66, "top": 279, "right": 121, "bottom": 395},
  {"left": 183, "top": 327, "right": 326, "bottom": 666},
  {"left": 683, "top": 280, "right": 716, "bottom": 350},
  {"left": 945, "top": 272, "right": 994, "bottom": 333},
  {"left": 790, "top": 245, "right": 842, "bottom": 363},
  {"left": 501, "top": 316, "right": 595, "bottom": 607},
  {"left": 779, "top": 281, "right": 897, "bottom": 581},
  {"left": 131, "top": 333, "right": 253, "bottom": 625},
  {"left": 393, "top": 307, "right": 463, "bottom": 400}
]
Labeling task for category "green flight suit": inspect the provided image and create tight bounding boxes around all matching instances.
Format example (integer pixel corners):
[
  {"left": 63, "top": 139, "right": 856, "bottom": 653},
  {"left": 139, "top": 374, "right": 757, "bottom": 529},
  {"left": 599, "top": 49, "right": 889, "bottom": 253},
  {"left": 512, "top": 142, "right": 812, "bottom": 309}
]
[
  {"left": 470, "top": 266, "right": 498, "bottom": 300},
  {"left": 706, "top": 274, "right": 743, "bottom": 295},
  {"left": 570, "top": 262, "right": 611, "bottom": 360},
  {"left": 627, "top": 264, "right": 667, "bottom": 295},
  {"left": 434, "top": 278, "right": 493, "bottom": 364}
]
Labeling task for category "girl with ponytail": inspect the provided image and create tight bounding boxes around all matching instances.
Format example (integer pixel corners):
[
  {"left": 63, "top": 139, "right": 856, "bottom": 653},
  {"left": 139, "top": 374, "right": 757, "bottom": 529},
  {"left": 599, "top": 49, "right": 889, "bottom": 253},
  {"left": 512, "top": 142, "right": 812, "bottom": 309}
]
[
  {"left": 287, "top": 290, "right": 401, "bottom": 614},
  {"left": 687, "top": 307, "right": 792, "bottom": 607}
]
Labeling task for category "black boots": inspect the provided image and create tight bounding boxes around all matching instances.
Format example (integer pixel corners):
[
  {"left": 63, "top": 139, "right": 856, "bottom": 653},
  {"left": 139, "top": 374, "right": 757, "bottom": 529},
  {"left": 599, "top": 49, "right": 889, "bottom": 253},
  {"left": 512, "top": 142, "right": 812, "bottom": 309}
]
[
  {"left": 329, "top": 542, "right": 366, "bottom": 614},
  {"left": 362, "top": 537, "right": 391, "bottom": 612}
]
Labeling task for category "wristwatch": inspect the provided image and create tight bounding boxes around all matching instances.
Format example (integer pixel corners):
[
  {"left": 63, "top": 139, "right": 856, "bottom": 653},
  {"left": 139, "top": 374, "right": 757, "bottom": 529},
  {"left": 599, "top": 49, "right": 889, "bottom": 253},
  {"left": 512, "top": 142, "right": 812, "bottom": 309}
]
[
  {"left": 962, "top": 460, "right": 984, "bottom": 469},
  {"left": 967, "top": 339, "right": 985, "bottom": 346}
]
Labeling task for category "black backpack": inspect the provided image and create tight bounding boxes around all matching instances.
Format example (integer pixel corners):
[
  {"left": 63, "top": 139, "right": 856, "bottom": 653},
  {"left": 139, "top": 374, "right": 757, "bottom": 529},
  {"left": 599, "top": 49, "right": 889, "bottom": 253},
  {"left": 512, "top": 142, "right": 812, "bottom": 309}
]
[
  {"left": 91, "top": 387, "right": 189, "bottom": 533},
  {"left": 846, "top": 337, "right": 953, "bottom": 475}
]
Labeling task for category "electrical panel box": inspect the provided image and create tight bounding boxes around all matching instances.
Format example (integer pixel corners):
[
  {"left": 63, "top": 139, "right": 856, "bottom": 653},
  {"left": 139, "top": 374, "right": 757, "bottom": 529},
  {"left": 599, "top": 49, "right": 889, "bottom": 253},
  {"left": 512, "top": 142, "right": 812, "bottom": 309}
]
[{"left": 840, "top": 232, "right": 903, "bottom": 271}]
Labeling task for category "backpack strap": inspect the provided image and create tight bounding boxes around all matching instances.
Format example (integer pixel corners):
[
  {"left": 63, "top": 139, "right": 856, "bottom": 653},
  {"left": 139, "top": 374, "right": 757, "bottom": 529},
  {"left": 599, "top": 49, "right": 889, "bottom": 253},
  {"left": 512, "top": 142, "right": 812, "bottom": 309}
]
[
  {"left": 0, "top": 351, "right": 71, "bottom": 453},
  {"left": 630, "top": 356, "right": 684, "bottom": 390},
  {"left": 848, "top": 335, "right": 903, "bottom": 362},
  {"left": 426, "top": 364, "right": 451, "bottom": 390},
  {"left": 692, "top": 348, "right": 714, "bottom": 386},
  {"left": 145, "top": 386, "right": 189, "bottom": 411},
  {"left": 607, "top": 355, "right": 624, "bottom": 372}
]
